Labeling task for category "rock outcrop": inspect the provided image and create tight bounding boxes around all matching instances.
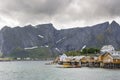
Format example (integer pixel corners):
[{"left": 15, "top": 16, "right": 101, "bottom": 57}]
[{"left": 0, "top": 21, "right": 120, "bottom": 55}]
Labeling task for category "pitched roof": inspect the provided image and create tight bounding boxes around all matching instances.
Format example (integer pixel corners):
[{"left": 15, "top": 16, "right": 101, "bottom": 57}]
[{"left": 112, "top": 56, "right": 120, "bottom": 59}]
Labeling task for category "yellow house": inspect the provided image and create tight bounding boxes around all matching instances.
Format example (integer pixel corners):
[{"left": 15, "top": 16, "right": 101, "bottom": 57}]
[
  {"left": 88, "top": 56, "right": 95, "bottom": 63},
  {"left": 80, "top": 56, "right": 95, "bottom": 63},
  {"left": 102, "top": 53, "right": 113, "bottom": 63},
  {"left": 97, "top": 53, "right": 111, "bottom": 62},
  {"left": 80, "top": 57, "right": 88, "bottom": 63},
  {"left": 99, "top": 53, "right": 120, "bottom": 64},
  {"left": 112, "top": 56, "right": 120, "bottom": 64}
]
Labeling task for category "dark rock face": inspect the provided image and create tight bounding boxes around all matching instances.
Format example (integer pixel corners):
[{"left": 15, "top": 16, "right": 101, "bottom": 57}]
[{"left": 0, "top": 21, "right": 120, "bottom": 55}]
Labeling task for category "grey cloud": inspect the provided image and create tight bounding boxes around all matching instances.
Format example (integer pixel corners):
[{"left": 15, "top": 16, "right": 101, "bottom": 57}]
[
  {"left": 0, "top": 0, "right": 71, "bottom": 16},
  {"left": 0, "top": 0, "right": 71, "bottom": 26},
  {"left": 0, "top": 0, "right": 120, "bottom": 28},
  {"left": 63, "top": 0, "right": 120, "bottom": 22}
]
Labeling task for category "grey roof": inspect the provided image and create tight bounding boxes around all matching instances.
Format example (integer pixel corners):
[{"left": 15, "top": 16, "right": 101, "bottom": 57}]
[{"left": 112, "top": 56, "right": 120, "bottom": 59}]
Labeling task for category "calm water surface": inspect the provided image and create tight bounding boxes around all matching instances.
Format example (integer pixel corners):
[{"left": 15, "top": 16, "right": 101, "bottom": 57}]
[{"left": 0, "top": 61, "right": 120, "bottom": 80}]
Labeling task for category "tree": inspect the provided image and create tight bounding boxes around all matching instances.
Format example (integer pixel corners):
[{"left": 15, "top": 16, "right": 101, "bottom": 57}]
[
  {"left": 65, "top": 48, "right": 100, "bottom": 56},
  {"left": 0, "top": 52, "right": 3, "bottom": 57},
  {"left": 65, "top": 50, "right": 81, "bottom": 56},
  {"left": 10, "top": 47, "right": 29, "bottom": 59},
  {"left": 81, "top": 48, "right": 100, "bottom": 54}
]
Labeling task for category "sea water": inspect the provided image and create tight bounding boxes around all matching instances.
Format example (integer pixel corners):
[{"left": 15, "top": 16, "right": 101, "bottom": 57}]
[{"left": 0, "top": 61, "right": 119, "bottom": 80}]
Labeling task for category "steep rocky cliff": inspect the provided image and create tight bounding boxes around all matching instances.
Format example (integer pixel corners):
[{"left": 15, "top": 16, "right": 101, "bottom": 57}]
[{"left": 0, "top": 21, "right": 120, "bottom": 55}]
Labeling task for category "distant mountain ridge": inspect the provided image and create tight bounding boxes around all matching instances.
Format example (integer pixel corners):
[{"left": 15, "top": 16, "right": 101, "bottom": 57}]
[{"left": 0, "top": 21, "right": 120, "bottom": 55}]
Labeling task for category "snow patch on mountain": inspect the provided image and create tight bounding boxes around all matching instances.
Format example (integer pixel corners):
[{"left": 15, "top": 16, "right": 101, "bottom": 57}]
[{"left": 38, "top": 35, "right": 44, "bottom": 38}]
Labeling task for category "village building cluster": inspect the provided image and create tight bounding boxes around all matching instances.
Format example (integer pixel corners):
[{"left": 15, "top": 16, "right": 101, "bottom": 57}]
[{"left": 56, "top": 45, "right": 120, "bottom": 68}]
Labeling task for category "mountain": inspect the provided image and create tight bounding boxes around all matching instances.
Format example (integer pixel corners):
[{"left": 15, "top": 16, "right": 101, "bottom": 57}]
[{"left": 0, "top": 21, "right": 120, "bottom": 55}]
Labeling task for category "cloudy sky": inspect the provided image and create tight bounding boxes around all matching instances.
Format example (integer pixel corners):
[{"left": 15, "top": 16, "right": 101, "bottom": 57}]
[{"left": 0, "top": 0, "right": 120, "bottom": 29}]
